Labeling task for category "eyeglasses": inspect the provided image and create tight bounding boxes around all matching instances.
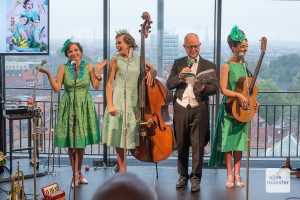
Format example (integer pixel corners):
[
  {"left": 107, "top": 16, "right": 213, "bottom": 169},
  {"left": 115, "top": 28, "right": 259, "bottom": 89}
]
[{"left": 184, "top": 44, "right": 200, "bottom": 50}]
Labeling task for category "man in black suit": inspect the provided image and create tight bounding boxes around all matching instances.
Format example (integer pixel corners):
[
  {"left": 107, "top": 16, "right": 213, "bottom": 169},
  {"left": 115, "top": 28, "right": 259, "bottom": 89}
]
[{"left": 167, "top": 33, "right": 218, "bottom": 192}]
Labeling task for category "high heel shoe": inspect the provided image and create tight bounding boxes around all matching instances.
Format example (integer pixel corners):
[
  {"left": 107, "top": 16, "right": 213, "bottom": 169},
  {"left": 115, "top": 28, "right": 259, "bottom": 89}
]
[
  {"left": 235, "top": 173, "right": 244, "bottom": 187},
  {"left": 79, "top": 172, "right": 88, "bottom": 184},
  {"left": 71, "top": 172, "right": 79, "bottom": 188},
  {"left": 114, "top": 164, "right": 119, "bottom": 174},
  {"left": 226, "top": 175, "right": 234, "bottom": 188}
]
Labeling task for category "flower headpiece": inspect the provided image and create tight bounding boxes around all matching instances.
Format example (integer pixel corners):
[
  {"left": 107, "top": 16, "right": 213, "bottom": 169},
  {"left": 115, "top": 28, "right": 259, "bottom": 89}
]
[
  {"left": 229, "top": 26, "right": 246, "bottom": 42},
  {"left": 116, "top": 29, "right": 129, "bottom": 35},
  {"left": 60, "top": 37, "right": 73, "bottom": 53}
]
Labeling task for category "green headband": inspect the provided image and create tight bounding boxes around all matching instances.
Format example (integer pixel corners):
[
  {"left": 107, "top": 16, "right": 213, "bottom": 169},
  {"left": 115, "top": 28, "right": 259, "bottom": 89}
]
[
  {"left": 60, "top": 37, "right": 73, "bottom": 53},
  {"left": 229, "top": 26, "right": 246, "bottom": 42}
]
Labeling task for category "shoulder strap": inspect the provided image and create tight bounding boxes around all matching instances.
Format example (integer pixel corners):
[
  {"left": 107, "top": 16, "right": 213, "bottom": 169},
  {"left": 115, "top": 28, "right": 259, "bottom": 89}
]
[{"left": 245, "top": 66, "right": 253, "bottom": 76}]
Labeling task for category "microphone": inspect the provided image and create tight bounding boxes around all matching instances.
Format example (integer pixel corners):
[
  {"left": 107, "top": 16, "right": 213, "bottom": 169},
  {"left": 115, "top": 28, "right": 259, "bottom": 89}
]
[
  {"left": 239, "top": 52, "right": 245, "bottom": 63},
  {"left": 188, "top": 58, "right": 196, "bottom": 68},
  {"left": 37, "top": 59, "right": 47, "bottom": 70},
  {"left": 71, "top": 60, "right": 78, "bottom": 78},
  {"left": 71, "top": 60, "right": 77, "bottom": 68}
]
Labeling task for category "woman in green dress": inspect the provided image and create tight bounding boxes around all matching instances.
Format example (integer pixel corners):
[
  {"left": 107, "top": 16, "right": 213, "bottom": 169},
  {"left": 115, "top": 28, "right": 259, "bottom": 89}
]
[
  {"left": 209, "top": 26, "right": 258, "bottom": 188},
  {"left": 101, "top": 31, "right": 155, "bottom": 173},
  {"left": 38, "top": 40, "right": 106, "bottom": 186}
]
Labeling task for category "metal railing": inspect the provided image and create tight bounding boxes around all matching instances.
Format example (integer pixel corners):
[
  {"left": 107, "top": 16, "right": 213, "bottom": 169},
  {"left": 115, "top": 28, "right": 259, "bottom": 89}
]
[{"left": 3, "top": 88, "right": 300, "bottom": 161}]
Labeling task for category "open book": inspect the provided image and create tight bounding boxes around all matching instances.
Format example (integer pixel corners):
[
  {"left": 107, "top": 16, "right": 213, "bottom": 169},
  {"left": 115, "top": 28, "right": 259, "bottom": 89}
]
[{"left": 180, "top": 68, "right": 216, "bottom": 85}]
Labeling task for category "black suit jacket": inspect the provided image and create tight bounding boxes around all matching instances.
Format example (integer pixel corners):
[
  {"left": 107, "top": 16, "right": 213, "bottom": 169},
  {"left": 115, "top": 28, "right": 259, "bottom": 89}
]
[
  {"left": 166, "top": 56, "right": 218, "bottom": 146},
  {"left": 166, "top": 56, "right": 218, "bottom": 103}
]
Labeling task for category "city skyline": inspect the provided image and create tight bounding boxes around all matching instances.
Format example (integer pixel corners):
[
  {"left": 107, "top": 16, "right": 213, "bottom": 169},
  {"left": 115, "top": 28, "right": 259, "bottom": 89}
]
[{"left": 48, "top": 0, "right": 300, "bottom": 43}]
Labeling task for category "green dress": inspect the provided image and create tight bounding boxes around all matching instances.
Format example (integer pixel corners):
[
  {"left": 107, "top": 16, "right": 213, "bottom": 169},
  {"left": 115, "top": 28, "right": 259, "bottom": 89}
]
[
  {"left": 209, "top": 62, "right": 248, "bottom": 167},
  {"left": 54, "top": 60, "right": 100, "bottom": 148},
  {"left": 101, "top": 55, "right": 140, "bottom": 149}
]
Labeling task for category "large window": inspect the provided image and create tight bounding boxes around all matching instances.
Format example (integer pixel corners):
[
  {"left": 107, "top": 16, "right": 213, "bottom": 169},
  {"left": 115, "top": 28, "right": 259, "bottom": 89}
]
[
  {"left": 222, "top": 0, "right": 300, "bottom": 90},
  {"left": 110, "top": 0, "right": 157, "bottom": 70},
  {"left": 222, "top": 0, "right": 300, "bottom": 157},
  {"left": 164, "top": 0, "right": 215, "bottom": 78},
  {"left": 2, "top": 0, "right": 300, "bottom": 159}
]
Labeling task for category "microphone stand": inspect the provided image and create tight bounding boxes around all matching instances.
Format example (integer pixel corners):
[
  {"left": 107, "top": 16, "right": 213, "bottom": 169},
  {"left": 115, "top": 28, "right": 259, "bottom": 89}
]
[
  {"left": 31, "top": 64, "right": 44, "bottom": 200},
  {"left": 46, "top": 89, "right": 55, "bottom": 174},
  {"left": 123, "top": 56, "right": 131, "bottom": 172},
  {"left": 243, "top": 60, "right": 251, "bottom": 200},
  {"left": 71, "top": 63, "right": 78, "bottom": 200}
]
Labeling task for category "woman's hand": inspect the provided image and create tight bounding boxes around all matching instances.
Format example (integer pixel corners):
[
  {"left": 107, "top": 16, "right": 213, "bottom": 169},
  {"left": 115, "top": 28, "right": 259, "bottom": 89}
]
[
  {"left": 36, "top": 66, "right": 49, "bottom": 75},
  {"left": 108, "top": 105, "right": 117, "bottom": 116},
  {"left": 254, "top": 101, "right": 259, "bottom": 112},
  {"left": 237, "top": 93, "right": 248, "bottom": 110},
  {"left": 145, "top": 71, "right": 154, "bottom": 86},
  {"left": 145, "top": 61, "right": 156, "bottom": 86},
  {"left": 97, "top": 59, "right": 107, "bottom": 71}
]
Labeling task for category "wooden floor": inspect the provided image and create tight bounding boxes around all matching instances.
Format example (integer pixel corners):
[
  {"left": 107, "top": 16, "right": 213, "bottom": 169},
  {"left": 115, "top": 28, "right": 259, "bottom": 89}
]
[{"left": 1, "top": 159, "right": 300, "bottom": 200}]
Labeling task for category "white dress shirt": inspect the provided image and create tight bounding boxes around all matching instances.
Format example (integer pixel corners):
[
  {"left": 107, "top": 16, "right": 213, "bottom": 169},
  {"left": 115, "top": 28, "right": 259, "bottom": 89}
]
[{"left": 176, "top": 55, "right": 200, "bottom": 108}]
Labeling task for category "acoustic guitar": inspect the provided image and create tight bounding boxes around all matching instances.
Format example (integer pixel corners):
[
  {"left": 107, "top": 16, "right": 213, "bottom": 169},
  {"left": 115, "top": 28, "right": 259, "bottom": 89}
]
[{"left": 226, "top": 37, "right": 267, "bottom": 122}]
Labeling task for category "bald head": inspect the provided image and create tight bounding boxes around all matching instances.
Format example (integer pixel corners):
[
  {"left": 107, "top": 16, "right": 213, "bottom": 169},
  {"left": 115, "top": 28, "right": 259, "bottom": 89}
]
[
  {"left": 184, "top": 33, "right": 200, "bottom": 44},
  {"left": 183, "top": 33, "right": 201, "bottom": 59},
  {"left": 92, "top": 173, "right": 156, "bottom": 200}
]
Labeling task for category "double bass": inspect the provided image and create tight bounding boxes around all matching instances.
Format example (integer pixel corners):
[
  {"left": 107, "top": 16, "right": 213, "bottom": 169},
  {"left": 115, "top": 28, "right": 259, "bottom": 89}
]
[{"left": 130, "top": 12, "right": 174, "bottom": 163}]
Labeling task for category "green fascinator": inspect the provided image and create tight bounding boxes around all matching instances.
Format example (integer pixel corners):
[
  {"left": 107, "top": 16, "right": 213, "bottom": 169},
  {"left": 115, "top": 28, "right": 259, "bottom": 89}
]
[
  {"left": 229, "top": 26, "right": 246, "bottom": 42},
  {"left": 61, "top": 37, "right": 73, "bottom": 53},
  {"left": 116, "top": 29, "right": 128, "bottom": 35}
]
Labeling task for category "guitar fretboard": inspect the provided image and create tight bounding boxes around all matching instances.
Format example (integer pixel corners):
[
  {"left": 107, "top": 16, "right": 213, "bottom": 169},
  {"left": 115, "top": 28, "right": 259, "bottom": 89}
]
[{"left": 249, "top": 51, "right": 265, "bottom": 93}]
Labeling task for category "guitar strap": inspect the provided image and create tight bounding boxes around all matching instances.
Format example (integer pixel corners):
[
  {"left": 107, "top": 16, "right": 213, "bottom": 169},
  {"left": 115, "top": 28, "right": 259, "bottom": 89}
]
[{"left": 244, "top": 63, "right": 253, "bottom": 76}]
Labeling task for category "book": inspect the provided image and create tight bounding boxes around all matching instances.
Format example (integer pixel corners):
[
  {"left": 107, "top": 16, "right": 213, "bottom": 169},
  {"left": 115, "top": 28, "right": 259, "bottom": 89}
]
[{"left": 179, "top": 69, "right": 216, "bottom": 85}]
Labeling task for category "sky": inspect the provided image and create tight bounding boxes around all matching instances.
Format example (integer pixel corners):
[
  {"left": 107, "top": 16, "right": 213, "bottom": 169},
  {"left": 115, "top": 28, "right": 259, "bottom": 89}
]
[{"left": 47, "top": 0, "right": 300, "bottom": 43}]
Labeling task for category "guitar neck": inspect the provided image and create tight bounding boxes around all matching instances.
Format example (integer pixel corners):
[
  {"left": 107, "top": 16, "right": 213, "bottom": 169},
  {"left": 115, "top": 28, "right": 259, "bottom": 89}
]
[{"left": 249, "top": 51, "right": 265, "bottom": 92}]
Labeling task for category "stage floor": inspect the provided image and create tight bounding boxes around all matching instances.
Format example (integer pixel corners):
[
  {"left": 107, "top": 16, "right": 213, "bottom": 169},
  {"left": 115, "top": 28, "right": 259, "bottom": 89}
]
[{"left": 1, "top": 159, "right": 300, "bottom": 200}]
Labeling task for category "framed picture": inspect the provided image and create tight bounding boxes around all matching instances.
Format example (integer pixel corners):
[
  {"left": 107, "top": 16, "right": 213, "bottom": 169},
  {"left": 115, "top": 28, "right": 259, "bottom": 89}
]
[{"left": 0, "top": 0, "right": 49, "bottom": 55}]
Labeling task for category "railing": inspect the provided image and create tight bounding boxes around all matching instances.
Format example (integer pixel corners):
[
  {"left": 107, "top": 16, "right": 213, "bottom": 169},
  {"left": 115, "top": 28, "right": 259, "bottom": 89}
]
[{"left": 3, "top": 88, "right": 300, "bottom": 161}]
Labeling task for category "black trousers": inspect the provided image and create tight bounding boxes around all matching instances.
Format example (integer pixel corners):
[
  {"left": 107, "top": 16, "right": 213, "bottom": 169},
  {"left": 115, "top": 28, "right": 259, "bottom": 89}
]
[{"left": 173, "top": 101, "right": 209, "bottom": 180}]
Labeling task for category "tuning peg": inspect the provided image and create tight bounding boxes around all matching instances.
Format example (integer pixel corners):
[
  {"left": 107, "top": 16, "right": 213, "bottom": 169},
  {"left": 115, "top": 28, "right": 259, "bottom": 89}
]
[
  {"left": 139, "top": 30, "right": 141, "bottom": 33},
  {"left": 149, "top": 31, "right": 151, "bottom": 33},
  {"left": 140, "top": 24, "right": 143, "bottom": 27}
]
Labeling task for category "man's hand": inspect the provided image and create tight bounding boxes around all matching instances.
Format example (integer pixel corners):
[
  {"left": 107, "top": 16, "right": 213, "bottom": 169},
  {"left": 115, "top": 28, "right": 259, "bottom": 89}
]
[
  {"left": 194, "top": 82, "right": 205, "bottom": 92},
  {"left": 179, "top": 67, "right": 192, "bottom": 80}
]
